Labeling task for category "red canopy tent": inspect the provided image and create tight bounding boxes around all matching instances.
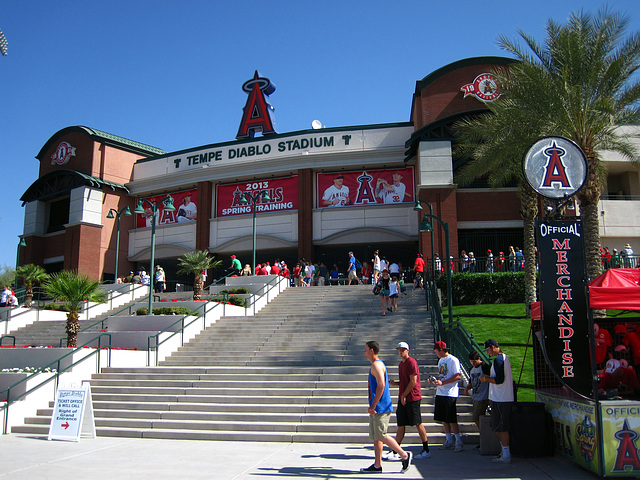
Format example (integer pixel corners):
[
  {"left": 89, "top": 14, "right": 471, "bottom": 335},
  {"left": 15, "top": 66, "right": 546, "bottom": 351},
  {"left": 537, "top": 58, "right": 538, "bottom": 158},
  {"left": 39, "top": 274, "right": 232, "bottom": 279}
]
[
  {"left": 530, "top": 268, "right": 640, "bottom": 318},
  {"left": 588, "top": 268, "right": 640, "bottom": 311}
]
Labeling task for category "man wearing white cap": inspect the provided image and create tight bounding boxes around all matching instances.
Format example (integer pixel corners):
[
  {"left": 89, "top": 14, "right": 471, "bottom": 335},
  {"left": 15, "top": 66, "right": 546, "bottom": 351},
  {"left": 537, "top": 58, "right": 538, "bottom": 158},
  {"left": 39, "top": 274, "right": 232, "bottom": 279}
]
[{"left": 384, "top": 342, "right": 431, "bottom": 461}]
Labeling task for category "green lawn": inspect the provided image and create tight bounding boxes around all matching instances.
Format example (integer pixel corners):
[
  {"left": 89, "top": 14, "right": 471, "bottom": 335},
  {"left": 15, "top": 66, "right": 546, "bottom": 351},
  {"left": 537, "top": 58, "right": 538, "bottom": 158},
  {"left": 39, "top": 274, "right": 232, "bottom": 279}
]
[{"left": 453, "top": 303, "right": 536, "bottom": 402}]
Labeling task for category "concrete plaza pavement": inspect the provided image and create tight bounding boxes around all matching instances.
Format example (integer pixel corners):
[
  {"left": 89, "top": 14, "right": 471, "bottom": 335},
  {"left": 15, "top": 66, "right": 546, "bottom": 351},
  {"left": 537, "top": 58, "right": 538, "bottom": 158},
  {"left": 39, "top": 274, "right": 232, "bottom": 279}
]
[{"left": 0, "top": 434, "right": 593, "bottom": 480}]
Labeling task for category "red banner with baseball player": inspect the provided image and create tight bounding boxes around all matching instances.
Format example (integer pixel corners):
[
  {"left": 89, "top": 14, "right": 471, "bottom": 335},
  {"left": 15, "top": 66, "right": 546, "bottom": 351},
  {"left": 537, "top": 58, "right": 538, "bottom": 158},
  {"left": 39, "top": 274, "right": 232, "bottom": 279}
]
[
  {"left": 317, "top": 167, "right": 414, "bottom": 209},
  {"left": 136, "top": 189, "right": 198, "bottom": 228},
  {"left": 216, "top": 176, "right": 298, "bottom": 217}
]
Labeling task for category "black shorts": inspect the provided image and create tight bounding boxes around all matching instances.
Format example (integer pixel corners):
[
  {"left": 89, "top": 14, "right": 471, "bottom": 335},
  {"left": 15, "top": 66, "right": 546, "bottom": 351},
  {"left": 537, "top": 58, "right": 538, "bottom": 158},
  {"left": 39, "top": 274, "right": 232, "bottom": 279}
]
[
  {"left": 434, "top": 395, "right": 458, "bottom": 424},
  {"left": 490, "top": 401, "right": 512, "bottom": 432},
  {"left": 396, "top": 399, "right": 422, "bottom": 427}
]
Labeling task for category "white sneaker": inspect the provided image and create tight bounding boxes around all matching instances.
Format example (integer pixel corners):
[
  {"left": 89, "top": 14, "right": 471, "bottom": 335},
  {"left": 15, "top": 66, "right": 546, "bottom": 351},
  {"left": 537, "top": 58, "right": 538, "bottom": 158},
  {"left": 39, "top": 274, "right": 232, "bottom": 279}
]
[
  {"left": 454, "top": 442, "right": 464, "bottom": 452},
  {"left": 383, "top": 451, "right": 401, "bottom": 461},
  {"left": 492, "top": 456, "right": 511, "bottom": 464},
  {"left": 415, "top": 450, "right": 431, "bottom": 459},
  {"left": 438, "top": 441, "right": 454, "bottom": 450}
]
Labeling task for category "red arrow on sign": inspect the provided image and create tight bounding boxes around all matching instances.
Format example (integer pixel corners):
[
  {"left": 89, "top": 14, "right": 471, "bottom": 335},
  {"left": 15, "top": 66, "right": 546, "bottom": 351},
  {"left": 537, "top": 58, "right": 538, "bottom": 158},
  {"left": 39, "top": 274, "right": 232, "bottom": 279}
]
[{"left": 61, "top": 422, "right": 70, "bottom": 429}]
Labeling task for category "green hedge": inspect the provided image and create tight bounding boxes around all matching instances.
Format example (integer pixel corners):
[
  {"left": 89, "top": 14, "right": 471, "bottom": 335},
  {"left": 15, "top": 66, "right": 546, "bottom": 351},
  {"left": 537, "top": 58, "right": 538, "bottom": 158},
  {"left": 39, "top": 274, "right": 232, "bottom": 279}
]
[
  {"left": 217, "top": 287, "right": 251, "bottom": 295},
  {"left": 210, "top": 295, "right": 248, "bottom": 308},
  {"left": 42, "top": 303, "right": 69, "bottom": 312},
  {"left": 436, "top": 272, "right": 526, "bottom": 305},
  {"left": 136, "top": 307, "right": 194, "bottom": 316}
]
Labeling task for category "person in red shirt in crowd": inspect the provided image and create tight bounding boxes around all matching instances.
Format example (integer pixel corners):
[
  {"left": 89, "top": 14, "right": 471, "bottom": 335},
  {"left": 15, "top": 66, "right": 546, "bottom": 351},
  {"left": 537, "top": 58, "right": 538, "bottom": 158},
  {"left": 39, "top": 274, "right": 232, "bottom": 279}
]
[
  {"left": 599, "top": 366, "right": 640, "bottom": 398},
  {"left": 594, "top": 323, "right": 613, "bottom": 367},
  {"left": 622, "top": 326, "right": 640, "bottom": 366},
  {"left": 413, "top": 254, "right": 425, "bottom": 279},
  {"left": 270, "top": 262, "right": 281, "bottom": 276},
  {"left": 362, "top": 262, "right": 373, "bottom": 285},
  {"left": 292, "top": 263, "right": 301, "bottom": 287}
]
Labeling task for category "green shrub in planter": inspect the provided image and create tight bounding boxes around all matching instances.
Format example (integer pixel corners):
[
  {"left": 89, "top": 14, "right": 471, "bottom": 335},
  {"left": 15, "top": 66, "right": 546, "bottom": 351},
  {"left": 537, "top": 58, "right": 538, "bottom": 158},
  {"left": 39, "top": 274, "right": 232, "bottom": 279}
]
[
  {"left": 42, "top": 303, "right": 69, "bottom": 311},
  {"left": 218, "top": 287, "right": 251, "bottom": 295},
  {"left": 210, "top": 295, "right": 247, "bottom": 308},
  {"left": 436, "top": 272, "right": 527, "bottom": 305}
]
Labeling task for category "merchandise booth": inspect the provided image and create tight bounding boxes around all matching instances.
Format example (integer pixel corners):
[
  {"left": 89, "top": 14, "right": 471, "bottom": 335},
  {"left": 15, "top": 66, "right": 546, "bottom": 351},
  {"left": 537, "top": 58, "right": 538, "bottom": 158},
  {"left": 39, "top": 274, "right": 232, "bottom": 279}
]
[
  {"left": 533, "top": 268, "right": 640, "bottom": 477},
  {"left": 522, "top": 136, "right": 640, "bottom": 477}
]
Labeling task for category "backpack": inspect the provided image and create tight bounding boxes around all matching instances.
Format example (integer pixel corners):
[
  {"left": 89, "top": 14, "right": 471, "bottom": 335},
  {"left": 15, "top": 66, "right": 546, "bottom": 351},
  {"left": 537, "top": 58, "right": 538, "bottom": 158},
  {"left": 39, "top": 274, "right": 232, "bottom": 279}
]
[{"left": 355, "top": 258, "right": 362, "bottom": 270}]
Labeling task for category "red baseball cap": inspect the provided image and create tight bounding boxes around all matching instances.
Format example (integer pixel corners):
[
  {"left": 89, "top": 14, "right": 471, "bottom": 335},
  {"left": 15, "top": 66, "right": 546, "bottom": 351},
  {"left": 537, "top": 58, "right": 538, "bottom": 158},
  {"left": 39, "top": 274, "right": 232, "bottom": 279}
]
[{"left": 434, "top": 341, "right": 447, "bottom": 350}]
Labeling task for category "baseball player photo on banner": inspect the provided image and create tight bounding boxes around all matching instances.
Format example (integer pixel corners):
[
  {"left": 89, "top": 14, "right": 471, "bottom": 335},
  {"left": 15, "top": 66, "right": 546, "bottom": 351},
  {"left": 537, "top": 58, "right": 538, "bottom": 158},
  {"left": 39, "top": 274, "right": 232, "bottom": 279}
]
[
  {"left": 216, "top": 176, "right": 299, "bottom": 218},
  {"left": 136, "top": 189, "right": 198, "bottom": 228},
  {"left": 317, "top": 167, "right": 414, "bottom": 209}
]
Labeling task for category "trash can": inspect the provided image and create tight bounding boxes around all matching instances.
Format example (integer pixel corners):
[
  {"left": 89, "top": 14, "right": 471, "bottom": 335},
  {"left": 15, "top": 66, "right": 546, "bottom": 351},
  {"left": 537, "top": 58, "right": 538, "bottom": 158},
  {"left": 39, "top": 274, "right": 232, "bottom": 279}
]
[
  {"left": 510, "top": 401, "right": 550, "bottom": 457},
  {"left": 479, "top": 414, "right": 501, "bottom": 455}
]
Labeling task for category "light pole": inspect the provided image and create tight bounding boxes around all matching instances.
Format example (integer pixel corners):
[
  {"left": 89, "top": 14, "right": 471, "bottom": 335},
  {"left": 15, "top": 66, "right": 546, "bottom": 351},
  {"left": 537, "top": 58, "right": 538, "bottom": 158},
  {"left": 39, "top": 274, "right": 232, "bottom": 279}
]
[
  {"left": 134, "top": 195, "right": 176, "bottom": 315},
  {"left": 413, "top": 200, "right": 453, "bottom": 328},
  {"left": 240, "top": 190, "right": 271, "bottom": 274},
  {"left": 14, "top": 237, "right": 26, "bottom": 290},
  {"left": 106, "top": 206, "right": 132, "bottom": 282}
]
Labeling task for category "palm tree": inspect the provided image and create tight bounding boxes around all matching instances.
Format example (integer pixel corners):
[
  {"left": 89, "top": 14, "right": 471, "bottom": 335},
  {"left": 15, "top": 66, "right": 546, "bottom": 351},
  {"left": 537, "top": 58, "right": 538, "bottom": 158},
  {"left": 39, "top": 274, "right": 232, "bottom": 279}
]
[
  {"left": 177, "top": 250, "right": 222, "bottom": 300},
  {"left": 42, "top": 270, "right": 106, "bottom": 347},
  {"left": 456, "top": 7, "right": 640, "bottom": 286},
  {"left": 15, "top": 264, "right": 49, "bottom": 306}
]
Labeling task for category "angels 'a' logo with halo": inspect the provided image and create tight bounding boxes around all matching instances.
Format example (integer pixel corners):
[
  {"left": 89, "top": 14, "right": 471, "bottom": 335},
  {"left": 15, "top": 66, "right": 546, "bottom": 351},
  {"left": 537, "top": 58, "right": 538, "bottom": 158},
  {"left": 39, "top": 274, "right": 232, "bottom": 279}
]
[{"left": 461, "top": 73, "right": 501, "bottom": 102}]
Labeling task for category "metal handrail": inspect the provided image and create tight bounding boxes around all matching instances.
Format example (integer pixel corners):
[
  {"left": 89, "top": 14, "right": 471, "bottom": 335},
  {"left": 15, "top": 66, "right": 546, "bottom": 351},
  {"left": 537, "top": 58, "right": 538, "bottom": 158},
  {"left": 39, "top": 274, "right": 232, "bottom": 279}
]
[
  {"left": 1, "top": 332, "right": 112, "bottom": 434},
  {"left": 146, "top": 302, "right": 221, "bottom": 366},
  {"left": 0, "top": 335, "right": 15, "bottom": 346}
]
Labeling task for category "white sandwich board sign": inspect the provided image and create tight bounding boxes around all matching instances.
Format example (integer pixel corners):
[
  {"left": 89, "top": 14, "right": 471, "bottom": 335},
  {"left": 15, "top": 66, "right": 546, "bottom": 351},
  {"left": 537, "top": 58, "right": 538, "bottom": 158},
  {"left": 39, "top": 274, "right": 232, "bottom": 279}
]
[{"left": 48, "top": 383, "right": 96, "bottom": 441}]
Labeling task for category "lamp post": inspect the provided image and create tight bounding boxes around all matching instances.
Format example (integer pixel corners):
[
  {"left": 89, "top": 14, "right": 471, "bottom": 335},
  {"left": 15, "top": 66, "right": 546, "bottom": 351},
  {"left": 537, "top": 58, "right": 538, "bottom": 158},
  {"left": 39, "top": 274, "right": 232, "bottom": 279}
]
[
  {"left": 106, "top": 206, "right": 132, "bottom": 283},
  {"left": 14, "top": 237, "right": 26, "bottom": 290},
  {"left": 413, "top": 200, "right": 453, "bottom": 328},
  {"left": 134, "top": 195, "right": 176, "bottom": 315},
  {"left": 240, "top": 190, "right": 271, "bottom": 274}
]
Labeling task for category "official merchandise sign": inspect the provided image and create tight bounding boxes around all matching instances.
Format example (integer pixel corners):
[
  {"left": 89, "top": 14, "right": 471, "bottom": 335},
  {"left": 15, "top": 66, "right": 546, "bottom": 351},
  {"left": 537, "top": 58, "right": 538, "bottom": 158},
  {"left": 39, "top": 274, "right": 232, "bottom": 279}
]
[
  {"left": 317, "top": 167, "right": 415, "bottom": 209},
  {"left": 216, "top": 177, "right": 298, "bottom": 218},
  {"left": 48, "top": 383, "right": 95, "bottom": 441},
  {"left": 523, "top": 136, "right": 588, "bottom": 199},
  {"left": 535, "top": 218, "right": 591, "bottom": 397},
  {"left": 136, "top": 189, "right": 198, "bottom": 228}
]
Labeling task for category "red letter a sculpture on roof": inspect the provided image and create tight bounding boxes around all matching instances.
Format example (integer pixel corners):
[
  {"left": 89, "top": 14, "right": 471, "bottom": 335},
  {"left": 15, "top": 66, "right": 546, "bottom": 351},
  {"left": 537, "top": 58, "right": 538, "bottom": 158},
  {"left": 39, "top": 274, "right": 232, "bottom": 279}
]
[{"left": 236, "top": 71, "right": 278, "bottom": 139}]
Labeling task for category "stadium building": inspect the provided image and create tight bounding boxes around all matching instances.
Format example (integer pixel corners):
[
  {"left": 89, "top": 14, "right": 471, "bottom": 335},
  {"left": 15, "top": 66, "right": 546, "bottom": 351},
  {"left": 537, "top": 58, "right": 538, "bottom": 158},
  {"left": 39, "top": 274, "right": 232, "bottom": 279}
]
[{"left": 18, "top": 57, "right": 640, "bottom": 285}]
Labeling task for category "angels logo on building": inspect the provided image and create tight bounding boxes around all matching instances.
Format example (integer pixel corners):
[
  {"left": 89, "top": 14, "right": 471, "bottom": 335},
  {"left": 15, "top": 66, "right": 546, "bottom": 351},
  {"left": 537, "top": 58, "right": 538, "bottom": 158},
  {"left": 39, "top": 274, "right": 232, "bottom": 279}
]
[
  {"left": 461, "top": 73, "right": 501, "bottom": 101},
  {"left": 236, "top": 71, "right": 278, "bottom": 139},
  {"left": 51, "top": 141, "right": 76, "bottom": 166}
]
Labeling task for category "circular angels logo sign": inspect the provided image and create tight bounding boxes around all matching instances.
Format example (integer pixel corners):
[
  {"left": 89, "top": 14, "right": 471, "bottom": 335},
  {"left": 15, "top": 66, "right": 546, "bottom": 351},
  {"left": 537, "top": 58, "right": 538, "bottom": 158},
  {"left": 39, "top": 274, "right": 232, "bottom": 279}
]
[
  {"left": 461, "top": 73, "right": 501, "bottom": 101},
  {"left": 51, "top": 141, "right": 77, "bottom": 166},
  {"left": 522, "top": 137, "right": 588, "bottom": 199}
]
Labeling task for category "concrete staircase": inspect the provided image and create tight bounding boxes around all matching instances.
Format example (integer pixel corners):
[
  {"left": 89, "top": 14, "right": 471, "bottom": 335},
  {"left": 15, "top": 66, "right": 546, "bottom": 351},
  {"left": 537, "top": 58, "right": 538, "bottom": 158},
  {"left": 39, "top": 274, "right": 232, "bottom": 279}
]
[{"left": 13, "top": 286, "right": 478, "bottom": 444}]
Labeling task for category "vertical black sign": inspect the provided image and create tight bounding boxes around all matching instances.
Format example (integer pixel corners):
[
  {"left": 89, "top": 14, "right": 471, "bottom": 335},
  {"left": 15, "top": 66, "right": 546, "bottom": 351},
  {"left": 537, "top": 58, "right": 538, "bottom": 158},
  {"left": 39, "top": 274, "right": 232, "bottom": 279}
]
[{"left": 536, "top": 218, "right": 592, "bottom": 397}]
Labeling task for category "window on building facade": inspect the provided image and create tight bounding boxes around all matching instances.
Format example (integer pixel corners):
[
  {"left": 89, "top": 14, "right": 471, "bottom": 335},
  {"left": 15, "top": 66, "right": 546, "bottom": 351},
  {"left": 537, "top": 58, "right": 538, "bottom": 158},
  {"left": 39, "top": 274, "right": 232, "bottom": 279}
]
[{"left": 47, "top": 196, "right": 70, "bottom": 233}]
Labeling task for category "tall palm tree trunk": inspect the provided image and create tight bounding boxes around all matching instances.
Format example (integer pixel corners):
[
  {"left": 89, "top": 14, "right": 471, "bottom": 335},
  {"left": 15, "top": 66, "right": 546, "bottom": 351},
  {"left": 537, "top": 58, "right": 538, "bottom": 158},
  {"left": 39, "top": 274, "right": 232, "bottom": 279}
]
[
  {"left": 66, "top": 312, "right": 80, "bottom": 348},
  {"left": 520, "top": 185, "right": 538, "bottom": 313}
]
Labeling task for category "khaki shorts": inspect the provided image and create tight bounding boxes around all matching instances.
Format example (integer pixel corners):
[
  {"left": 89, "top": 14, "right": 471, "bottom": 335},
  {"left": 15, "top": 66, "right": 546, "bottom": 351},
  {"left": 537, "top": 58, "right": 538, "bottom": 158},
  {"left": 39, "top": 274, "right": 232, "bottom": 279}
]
[
  {"left": 472, "top": 399, "right": 490, "bottom": 424},
  {"left": 369, "top": 412, "right": 391, "bottom": 441}
]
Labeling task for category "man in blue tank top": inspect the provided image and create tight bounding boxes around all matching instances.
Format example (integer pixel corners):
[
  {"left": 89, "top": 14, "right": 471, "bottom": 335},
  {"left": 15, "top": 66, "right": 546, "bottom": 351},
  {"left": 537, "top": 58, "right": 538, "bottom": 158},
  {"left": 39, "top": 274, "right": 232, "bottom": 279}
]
[{"left": 361, "top": 341, "right": 413, "bottom": 474}]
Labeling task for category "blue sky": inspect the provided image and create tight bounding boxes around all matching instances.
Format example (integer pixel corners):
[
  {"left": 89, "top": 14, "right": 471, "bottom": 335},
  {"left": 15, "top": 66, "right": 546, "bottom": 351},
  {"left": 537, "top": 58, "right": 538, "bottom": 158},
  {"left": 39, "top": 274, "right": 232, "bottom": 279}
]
[{"left": 1, "top": 0, "right": 638, "bottom": 270}]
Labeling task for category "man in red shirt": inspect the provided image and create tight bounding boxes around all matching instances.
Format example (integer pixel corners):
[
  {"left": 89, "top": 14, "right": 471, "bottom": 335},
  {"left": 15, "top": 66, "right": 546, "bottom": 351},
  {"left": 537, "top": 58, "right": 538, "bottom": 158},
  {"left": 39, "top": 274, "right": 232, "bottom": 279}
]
[{"left": 384, "top": 342, "right": 431, "bottom": 461}]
